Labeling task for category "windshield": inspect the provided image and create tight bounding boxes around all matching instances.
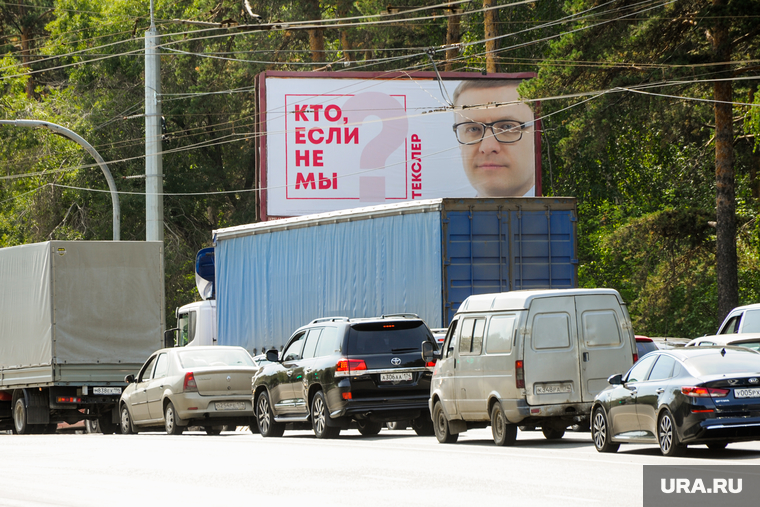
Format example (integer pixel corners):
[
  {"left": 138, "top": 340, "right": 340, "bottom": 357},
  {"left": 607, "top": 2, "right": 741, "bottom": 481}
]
[
  {"left": 177, "top": 348, "right": 254, "bottom": 368},
  {"left": 347, "top": 321, "right": 433, "bottom": 355},
  {"left": 686, "top": 350, "right": 760, "bottom": 376}
]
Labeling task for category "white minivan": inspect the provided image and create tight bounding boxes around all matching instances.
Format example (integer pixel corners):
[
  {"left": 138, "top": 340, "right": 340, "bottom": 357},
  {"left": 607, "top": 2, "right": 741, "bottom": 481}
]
[{"left": 422, "top": 288, "right": 637, "bottom": 446}]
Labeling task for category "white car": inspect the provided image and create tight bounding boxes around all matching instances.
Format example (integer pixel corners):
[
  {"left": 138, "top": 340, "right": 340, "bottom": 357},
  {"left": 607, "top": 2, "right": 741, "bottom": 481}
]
[
  {"left": 685, "top": 333, "right": 760, "bottom": 352},
  {"left": 717, "top": 303, "right": 760, "bottom": 334},
  {"left": 119, "top": 346, "right": 261, "bottom": 435}
]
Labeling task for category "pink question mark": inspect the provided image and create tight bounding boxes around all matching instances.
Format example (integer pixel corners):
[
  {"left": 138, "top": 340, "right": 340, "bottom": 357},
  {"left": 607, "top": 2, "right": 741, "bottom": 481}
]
[{"left": 342, "top": 92, "right": 408, "bottom": 201}]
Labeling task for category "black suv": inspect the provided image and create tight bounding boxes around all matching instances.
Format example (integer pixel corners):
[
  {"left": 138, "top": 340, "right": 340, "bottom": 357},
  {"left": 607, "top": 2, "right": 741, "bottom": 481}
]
[{"left": 252, "top": 315, "right": 437, "bottom": 438}]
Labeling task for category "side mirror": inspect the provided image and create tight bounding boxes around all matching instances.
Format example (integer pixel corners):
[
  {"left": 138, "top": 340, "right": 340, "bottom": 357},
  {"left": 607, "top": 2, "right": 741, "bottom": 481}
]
[
  {"left": 607, "top": 373, "right": 623, "bottom": 385},
  {"left": 164, "top": 327, "right": 178, "bottom": 348},
  {"left": 421, "top": 341, "right": 440, "bottom": 362},
  {"left": 124, "top": 374, "right": 136, "bottom": 384},
  {"left": 266, "top": 349, "right": 280, "bottom": 362}
]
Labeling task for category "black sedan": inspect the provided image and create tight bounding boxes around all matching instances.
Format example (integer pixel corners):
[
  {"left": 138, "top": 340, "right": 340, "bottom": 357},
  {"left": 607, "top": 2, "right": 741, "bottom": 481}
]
[{"left": 591, "top": 346, "right": 760, "bottom": 456}]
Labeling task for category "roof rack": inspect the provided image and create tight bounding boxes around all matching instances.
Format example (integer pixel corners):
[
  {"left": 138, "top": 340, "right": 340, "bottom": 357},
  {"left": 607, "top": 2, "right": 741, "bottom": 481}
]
[
  {"left": 380, "top": 313, "right": 419, "bottom": 319},
  {"left": 310, "top": 316, "right": 350, "bottom": 324}
]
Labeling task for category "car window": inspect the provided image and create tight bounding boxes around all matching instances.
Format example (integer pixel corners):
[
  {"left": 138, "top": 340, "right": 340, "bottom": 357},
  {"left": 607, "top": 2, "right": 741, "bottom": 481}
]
[
  {"left": 532, "top": 312, "right": 571, "bottom": 350},
  {"left": 177, "top": 348, "right": 254, "bottom": 368},
  {"left": 719, "top": 314, "right": 741, "bottom": 334},
  {"left": 443, "top": 320, "right": 458, "bottom": 358},
  {"left": 153, "top": 353, "right": 168, "bottom": 379},
  {"left": 636, "top": 340, "right": 658, "bottom": 357},
  {"left": 582, "top": 310, "right": 622, "bottom": 347},
  {"left": 485, "top": 315, "right": 516, "bottom": 354},
  {"left": 459, "top": 318, "right": 485, "bottom": 356},
  {"left": 139, "top": 355, "right": 158, "bottom": 382},
  {"left": 697, "top": 341, "right": 715, "bottom": 347},
  {"left": 730, "top": 340, "right": 760, "bottom": 352},
  {"left": 178, "top": 311, "right": 197, "bottom": 346},
  {"left": 742, "top": 310, "right": 760, "bottom": 333},
  {"left": 647, "top": 355, "right": 676, "bottom": 381},
  {"left": 625, "top": 354, "right": 657, "bottom": 383},
  {"left": 347, "top": 321, "right": 430, "bottom": 355},
  {"left": 314, "top": 327, "right": 340, "bottom": 357},
  {"left": 687, "top": 351, "right": 760, "bottom": 376},
  {"left": 282, "top": 333, "right": 306, "bottom": 362},
  {"left": 302, "top": 328, "right": 322, "bottom": 359}
]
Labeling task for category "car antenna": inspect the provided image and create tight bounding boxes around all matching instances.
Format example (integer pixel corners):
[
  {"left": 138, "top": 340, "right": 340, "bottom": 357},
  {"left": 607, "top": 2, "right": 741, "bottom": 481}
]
[{"left": 721, "top": 347, "right": 726, "bottom": 357}]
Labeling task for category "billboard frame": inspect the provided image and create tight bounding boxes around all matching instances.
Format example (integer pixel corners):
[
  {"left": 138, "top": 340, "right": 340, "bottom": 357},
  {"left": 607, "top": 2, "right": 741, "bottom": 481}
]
[{"left": 256, "top": 70, "right": 541, "bottom": 221}]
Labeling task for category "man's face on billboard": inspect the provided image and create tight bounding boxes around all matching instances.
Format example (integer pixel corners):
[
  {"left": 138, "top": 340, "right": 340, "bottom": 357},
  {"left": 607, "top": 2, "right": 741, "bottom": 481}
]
[{"left": 453, "top": 84, "right": 535, "bottom": 197}]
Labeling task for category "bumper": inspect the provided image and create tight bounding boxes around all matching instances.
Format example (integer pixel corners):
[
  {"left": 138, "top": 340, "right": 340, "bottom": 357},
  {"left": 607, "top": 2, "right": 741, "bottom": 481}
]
[
  {"left": 172, "top": 394, "right": 255, "bottom": 422},
  {"left": 684, "top": 417, "right": 760, "bottom": 444},
  {"left": 501, "top": 399, "right": 592, "bottom": 424},
  {"left": 330, "top": 395, "right": 429, "bottom": 422}
]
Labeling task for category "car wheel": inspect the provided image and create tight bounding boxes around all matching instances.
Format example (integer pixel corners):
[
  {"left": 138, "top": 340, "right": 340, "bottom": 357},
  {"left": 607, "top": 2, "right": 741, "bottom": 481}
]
[
  {"left": 542, "top": 427, "right": 565, "bottom": 440},
  {"left": 658, "top": 409, "right": 685, "bottom": 457},
  {"left": 13, "top": 397, "right": 32, "bottom": 435},
  {"left": 120, "top": 404, "right": 137, "bottom": 435},
  {"left": 204, "top": 426, "right": 223, "bottom": 435},
  {"left": 256, "top": 391, "right": 285, "bottom": 438},
  {"left": 433, "top": 401, "right": 458, "bottom": 444},
  {"left": 411, "top": 410, "right": 435, "bottom": 436},
  {"left": 491, "top": 403, "right": 517, "bottom": 446},
  {"left": 311, "top": 391, "right": 340, "bottom": 439},
  {"left": 356, "top": 420, "right": 383, "bottom": 436},
  {"left": 707, "top": 442, "right": 728, "bottom": 451},
  {"left": 98, "top": 412, "right": 119, "bottom": 435},
  {"left": 592, "top": 406, "right": 619, "bottom": 453},
  {"left": 164, "top": 402, "right": 185, "bottom": 435}
]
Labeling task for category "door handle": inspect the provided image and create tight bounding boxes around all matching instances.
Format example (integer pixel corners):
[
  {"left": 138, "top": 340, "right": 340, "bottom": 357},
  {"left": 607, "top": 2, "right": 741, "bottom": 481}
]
[
  {"left": 656, "top": 388, "right": 665, "bottom": 394},
  {"left": 628, "top": 386, "right": 637, "bottom": 392},
  {"left": 582, "top": 352, "right": 590, "bottom": 362}
]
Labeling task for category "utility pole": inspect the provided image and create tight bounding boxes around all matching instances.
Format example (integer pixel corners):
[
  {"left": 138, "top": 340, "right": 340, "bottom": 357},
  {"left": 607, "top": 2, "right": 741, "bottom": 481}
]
[{"left": 145, "top": 0, "right": 163, "bottom": 242}]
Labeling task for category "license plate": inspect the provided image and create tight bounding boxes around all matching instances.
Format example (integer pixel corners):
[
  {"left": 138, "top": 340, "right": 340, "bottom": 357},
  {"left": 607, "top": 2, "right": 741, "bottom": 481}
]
[
  {"left": 535, "top": 383, "right": 573, "bottom": 395},
  {"left": 380, "top": 372, "right": 413, "bottom": 382},
  {"left": 734, "top": 388, "right": 760, "bottom": 398},
  {"left": 93, "top": 387, "right": 122, "bottom": 395},
  {"left": 215, "top": 402, "right": 245, "bottom": 411}
]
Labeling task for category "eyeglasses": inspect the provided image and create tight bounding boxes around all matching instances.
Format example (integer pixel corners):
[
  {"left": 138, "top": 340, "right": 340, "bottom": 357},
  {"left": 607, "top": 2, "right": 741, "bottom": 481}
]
[{"left": 452, "top": 120, "right": 534, "bottom": 145}]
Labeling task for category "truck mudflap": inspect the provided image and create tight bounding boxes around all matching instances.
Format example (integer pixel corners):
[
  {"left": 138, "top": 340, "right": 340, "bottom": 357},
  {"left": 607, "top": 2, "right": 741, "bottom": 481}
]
[{"left": 501, "top": 399, "right": 592, "bottom": 424}]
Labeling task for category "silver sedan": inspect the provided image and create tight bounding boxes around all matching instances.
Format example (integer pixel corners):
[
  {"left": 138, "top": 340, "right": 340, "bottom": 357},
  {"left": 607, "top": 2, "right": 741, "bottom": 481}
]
[{"left": 119, "top": 346, "right": 260, "bottom": 435}]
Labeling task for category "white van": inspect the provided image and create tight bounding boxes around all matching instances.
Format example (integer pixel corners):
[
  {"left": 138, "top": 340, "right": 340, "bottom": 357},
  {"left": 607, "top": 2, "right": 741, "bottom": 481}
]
[{"left": 422, "top": 288, "right": 637, "bottom": 446}]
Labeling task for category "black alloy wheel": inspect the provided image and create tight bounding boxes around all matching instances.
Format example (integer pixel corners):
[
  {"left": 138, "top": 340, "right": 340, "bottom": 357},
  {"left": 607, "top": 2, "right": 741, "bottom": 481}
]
[
  {"left": 257, "top": 391, "right": 285, "bottom": 438},
  {"left": 658, "top": 409, "right": 685, "bottom": 457},
  {"left": 311, "top": 391, "right": 340, "bottom": 439},
  {"left": 592, "top": 406, "right": 619, "bottom": 453}
]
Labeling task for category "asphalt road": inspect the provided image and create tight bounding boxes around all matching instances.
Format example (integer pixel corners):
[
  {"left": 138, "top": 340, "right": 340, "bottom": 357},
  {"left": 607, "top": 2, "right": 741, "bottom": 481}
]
[{"left": 2, "top": 427, "right": 760, "bottom": 507}]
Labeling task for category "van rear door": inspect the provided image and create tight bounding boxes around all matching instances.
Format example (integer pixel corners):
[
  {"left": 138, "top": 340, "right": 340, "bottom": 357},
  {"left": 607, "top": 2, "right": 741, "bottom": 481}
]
[
  {"left": 523, "top": 296, "right": 583, "bottom": 406},
  {"left": 575, "top": 294, "right": 633, "bottom": 402}
]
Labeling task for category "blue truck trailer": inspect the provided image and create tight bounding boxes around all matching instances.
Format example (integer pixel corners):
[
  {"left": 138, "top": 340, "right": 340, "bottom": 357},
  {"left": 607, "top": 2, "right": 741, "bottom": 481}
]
[{"left": 212, "top": 197, "right": 577, "bottom": 354}]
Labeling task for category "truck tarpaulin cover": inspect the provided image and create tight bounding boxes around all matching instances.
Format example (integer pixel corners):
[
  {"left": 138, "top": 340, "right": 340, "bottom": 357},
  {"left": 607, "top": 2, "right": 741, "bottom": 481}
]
[
  {"left": 0, "top": 241, "right": 164, "bottom": 369},
  {"left": 215, "top": 210, "right": 443, "bottom": 352},
  {"left": 259, "top": 71, "right": 540, "bottom": 218}
]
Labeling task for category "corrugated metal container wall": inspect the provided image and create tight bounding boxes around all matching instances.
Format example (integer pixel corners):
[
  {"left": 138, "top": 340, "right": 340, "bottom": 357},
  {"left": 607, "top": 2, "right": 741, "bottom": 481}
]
[
  {"left": 442, "top": 203, "right": 577, "bottom": 323},
  {"left": 216, "top": 210, "right": 444, "bottom": 353}
]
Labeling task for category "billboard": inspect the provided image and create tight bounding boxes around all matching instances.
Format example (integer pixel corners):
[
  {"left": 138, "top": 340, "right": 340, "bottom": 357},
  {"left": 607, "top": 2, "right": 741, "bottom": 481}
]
[{"left": 257, "top": 71, "right": 541, "bottom": 219}]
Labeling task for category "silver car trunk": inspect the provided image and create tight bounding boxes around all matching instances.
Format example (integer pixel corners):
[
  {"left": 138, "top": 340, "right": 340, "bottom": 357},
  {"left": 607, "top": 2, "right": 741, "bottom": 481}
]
[{"left": 191, "top": 367, "right": 259, "bottom": 396}]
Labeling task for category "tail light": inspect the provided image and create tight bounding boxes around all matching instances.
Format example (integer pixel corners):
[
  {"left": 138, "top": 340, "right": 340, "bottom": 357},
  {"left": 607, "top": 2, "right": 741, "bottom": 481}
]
[
  {"left": 183, "top": 372, "right": 198, "bottom": 392},
  {"left": 425, "top": 361, "right": 436, "bottom": 367},
  {"left": 515, "top": 360, "right": 525, "bottom": 389},
  {"left": 632, "top": 353, "right": 639, "bottom": 364},
  {"left": 335, "top": 358, "right": 368, "bottom": 377},
  {"left": 681, "top": 386, "right": 729, "bottom": 398}
]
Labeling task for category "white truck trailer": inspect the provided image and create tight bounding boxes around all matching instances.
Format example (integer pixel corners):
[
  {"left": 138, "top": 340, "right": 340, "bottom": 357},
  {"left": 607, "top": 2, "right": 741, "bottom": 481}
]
[{"left": 0, "top": 241, "right": 164, "bottom": 434}]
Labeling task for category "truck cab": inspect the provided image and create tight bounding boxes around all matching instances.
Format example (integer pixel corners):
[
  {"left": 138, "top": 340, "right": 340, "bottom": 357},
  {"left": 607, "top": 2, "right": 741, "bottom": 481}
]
[{"left": 175, "top": 300, "right": 217, "bottom": 347}]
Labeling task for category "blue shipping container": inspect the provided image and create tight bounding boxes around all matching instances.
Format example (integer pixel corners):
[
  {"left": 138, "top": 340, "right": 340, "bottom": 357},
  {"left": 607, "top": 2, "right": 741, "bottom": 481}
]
[{"left": 213, "top": 198, "right": 577, "bottom": 353}]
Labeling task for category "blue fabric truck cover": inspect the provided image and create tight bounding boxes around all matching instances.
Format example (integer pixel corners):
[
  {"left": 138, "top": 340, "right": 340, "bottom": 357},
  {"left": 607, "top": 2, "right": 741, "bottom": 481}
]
[{"left": 215, "top": 204, "right": 443, "bottom": 352}]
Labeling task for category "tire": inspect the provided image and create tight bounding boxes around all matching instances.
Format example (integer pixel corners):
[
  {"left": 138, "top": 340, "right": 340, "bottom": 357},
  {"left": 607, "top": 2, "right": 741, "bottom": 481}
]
[
  {"left": 120, "top": 405, "right": 137, "bottom": 435},
  {"left": 311, "top": 391, "right": 340, "bottom": 439},
  {"left": 164, "top": 402, "right": 184, "bottom": 435},
  {"left": 13, "top": 397, "right": 31, "bottom": 435},
  {"left": 542, "top": 426, "right": 565, "bottom": 440},
  {"left": 707, "top": 442, "right": 728, "bottom": 451},
  {"left": 356, "top": 420, "right": 383, "bottom": 436},
  {"left": 491, "top": 403, "right": 517, "bottom": 446},
  {"left": 85, "top": 419, "right": 100, "bottom": 434},
  {"left": 432, "top": 401, "right": 458, "bottom": 444},
  {"left": 411, "top": 410, "right": 435, "bottom": 436},
  {"left": 98, "top": 411, "right": 119, "bottom": 435},
  {"left": 204, "top": 426, "right": 223, "bottom": 435},
  {"left": 592, "top": 406, "right": 619, "bottom": 453},
  {"left": 658, "top": 409, "right": 685, "bottom": 457},
  {"left": 256, "top": 391, "right": 285, "bottom": 438}
]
